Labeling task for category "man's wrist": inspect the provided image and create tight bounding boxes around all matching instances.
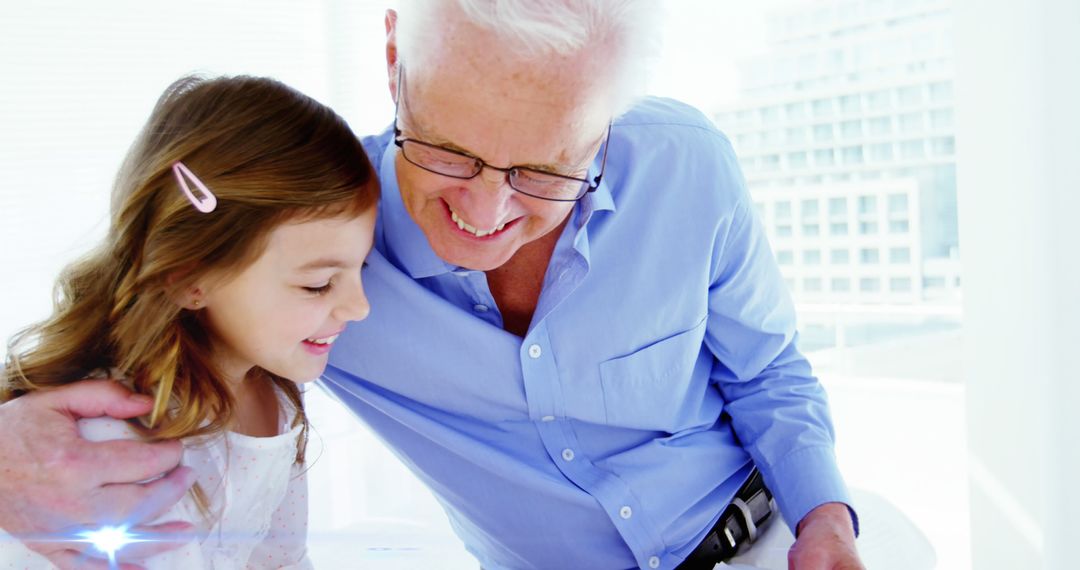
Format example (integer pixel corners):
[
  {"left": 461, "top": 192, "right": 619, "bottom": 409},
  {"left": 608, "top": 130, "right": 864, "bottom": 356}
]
[{"left": 796, "top": 502, "right": 858, "bottom": 538}]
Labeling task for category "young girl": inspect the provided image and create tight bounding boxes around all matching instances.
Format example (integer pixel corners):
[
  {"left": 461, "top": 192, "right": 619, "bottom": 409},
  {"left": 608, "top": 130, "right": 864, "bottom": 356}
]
[{"left": 0, "top": 74, "right": 379, "bottom": 568}]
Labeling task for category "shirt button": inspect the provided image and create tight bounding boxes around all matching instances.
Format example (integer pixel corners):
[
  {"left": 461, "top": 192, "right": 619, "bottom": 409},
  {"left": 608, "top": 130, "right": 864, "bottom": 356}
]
[
  {"left": 528, "top": 344, "right": 542, "bottom": 359},
  {"left": 541, "top": 415, "right": 555, "bottom": 422},
  {"left": 473, "top": 304, "right": 489, "bottom": 312},
  {"left": 648, "top": 556, "right": 661, "bottom": 568},
  {"left": 561, "top": 448, "right": 575, "bottom": 461},
  {"left": 619, "top": 506, "right": 633, "bottom": 519}
]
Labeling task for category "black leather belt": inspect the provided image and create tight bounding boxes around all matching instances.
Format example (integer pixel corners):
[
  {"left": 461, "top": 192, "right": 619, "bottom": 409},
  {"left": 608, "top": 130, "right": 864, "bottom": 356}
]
[{"left": 675, "top": 468, "right": 776, "bottom": 569}]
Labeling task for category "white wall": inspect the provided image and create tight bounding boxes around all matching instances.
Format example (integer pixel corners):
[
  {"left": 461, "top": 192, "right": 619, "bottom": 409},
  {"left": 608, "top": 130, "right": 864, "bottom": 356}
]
[{"left": 954, "top": 0, "right": 1080, "bottom": 567}]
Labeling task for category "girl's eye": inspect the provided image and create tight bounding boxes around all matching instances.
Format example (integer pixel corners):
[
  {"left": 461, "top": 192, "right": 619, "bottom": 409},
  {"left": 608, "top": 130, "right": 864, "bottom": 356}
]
[{"left": 303, "top": 282, "right": 333, "bottom": 295}]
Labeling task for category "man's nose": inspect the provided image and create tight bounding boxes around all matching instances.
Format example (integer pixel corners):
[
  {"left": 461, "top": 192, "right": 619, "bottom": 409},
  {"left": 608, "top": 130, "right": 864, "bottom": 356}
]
[
  {"left": 456, "top": 169, "right": 514, "bottom": 230},
  {"left": 478, "top": 164, "right": 512, "bottom": 190}
]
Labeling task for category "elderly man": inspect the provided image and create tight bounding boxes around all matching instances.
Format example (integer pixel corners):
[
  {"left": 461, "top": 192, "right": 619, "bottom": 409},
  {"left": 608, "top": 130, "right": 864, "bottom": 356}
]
[{"left": 0, "top": 1, "right": 862, "bottom": 569}]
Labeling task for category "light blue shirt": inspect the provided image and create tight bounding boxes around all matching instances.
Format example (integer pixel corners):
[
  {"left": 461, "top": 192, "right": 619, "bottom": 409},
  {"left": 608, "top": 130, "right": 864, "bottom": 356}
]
[{"left": 321, "top": 97, "right": 852, "bottom": 570}]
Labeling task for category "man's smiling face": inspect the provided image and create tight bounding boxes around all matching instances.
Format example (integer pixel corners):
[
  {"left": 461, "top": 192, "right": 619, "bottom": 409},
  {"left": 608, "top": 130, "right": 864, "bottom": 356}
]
[{"left": 389, "top": 9, "right": 613, "bottom": 271}]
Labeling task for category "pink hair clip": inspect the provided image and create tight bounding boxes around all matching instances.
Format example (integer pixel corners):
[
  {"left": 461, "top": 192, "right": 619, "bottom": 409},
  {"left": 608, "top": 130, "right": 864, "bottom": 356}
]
[{"left": 172, "top": 161, "right": 217, "bottom": 213}]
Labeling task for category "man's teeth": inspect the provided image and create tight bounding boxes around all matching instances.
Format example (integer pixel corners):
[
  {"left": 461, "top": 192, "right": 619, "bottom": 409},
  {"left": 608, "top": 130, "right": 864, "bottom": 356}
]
[
  {"left": 451, "top": 210, "right": 506, "bottom": 237},
  {"left": 307, "top": 334, "right": 339, "bottom": 345}
]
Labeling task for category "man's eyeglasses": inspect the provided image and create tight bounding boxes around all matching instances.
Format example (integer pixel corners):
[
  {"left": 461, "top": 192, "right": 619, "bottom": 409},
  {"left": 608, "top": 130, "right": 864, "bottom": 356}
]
[{"left": 392, "top": 68, "right": 610, "bottom": 203}]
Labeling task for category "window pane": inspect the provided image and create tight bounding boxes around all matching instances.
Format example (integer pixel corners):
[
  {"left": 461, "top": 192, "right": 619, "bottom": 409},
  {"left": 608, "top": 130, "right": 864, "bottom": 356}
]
[
  {"left": 897, "top": 85, "right": 923, "bottom": 106},
  {"left": 813, "top": 124, "right": 835, "bottom": 142},
  {"left": 829, "top": 197, "right": 847, "bottom": 216},
  {"left": 785, "top": 101, "right": 808, "bottom": 120},
  {"left": 868, "top": 143, "right": 894, "bottom": 161},
  {"left": 866, "top": 89, "right": 892, "bottom": 111},
  {"left": 867, "top": 116, "right": 892, "bottom": 135},
  {"left": 760, "top": 106, "right": 781, "bottom": 125},
  {"left": 812, "top": 98, "right": 834, "bottom": 117},
  {"left": 930, "top": 108, "right": 953, "bottom": 129},
  {"left": 842, "top": 146, "right": 864, "bottom": 164},
  {"left": 931, "top": 136, "right": 956, "bottom": 156},
  {"left": 858, "top": 195, "right": 878, "bottom": 214},
  {"left": 888, "top": 193, "right": 909, "bottom": 213},
  {"left": 841, "top": 119, "right": 862, "bottom": 139},
  {"left": 928, "top": 80, "right": 953, "bottom": 102},
  {"left": 899, "top": 112, "right": 924, "bottom": 134},
  {"left": 900, "top": 140, "right": 926, "bottom": 159},
  {"left": 814, "top": 148, "right": 836, "bottom": 166},
  {"left": 839, "top": 94, "right": 862, "bottom": 114},
  {"left": 890, "top": 277, "right": 912, "bottom": 292},
  {"left": 788, "top": 151, "right": 809, "bottom": 168}
]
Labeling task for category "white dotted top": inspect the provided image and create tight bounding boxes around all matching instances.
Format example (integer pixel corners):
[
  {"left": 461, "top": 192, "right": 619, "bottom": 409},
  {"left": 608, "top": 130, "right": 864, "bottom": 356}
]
[{"left": 0, "top": 384, "right": 313, "bottom": 569}]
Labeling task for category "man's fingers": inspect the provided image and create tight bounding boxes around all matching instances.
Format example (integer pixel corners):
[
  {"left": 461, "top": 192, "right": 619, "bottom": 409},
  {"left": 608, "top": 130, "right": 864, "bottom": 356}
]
[
  {"left": 92, "top": 438, "right": 185, "bottom": 485},
  {"left": 36, "top": 379, "right": 154, "bottom": 420},
  {"left": 93, "top": 467, "right": 197, "bottom": 524}
]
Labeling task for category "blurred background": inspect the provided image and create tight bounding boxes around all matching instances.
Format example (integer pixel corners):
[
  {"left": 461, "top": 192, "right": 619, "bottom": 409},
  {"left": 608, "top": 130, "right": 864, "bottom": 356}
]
[{"left": 3, "top": 1, "right": 1076, "bottom": 568}]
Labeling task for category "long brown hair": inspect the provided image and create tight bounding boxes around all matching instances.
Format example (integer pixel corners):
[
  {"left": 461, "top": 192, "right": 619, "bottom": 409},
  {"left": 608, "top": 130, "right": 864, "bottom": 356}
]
[{"left": 2, "top": 75, "right": 378, "bottom": 462}]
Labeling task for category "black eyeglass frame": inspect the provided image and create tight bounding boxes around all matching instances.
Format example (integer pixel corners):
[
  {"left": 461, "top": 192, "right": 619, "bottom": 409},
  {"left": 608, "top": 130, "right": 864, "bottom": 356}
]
[{"left": 391, "top": 66, "right": 611, "bottom": 203}]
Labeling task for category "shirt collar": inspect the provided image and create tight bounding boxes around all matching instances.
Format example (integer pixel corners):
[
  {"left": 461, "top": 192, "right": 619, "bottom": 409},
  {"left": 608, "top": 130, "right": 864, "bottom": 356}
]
[
  {"left": 378, "top": 135, "right": 616, "bottom": 279},
  {"left": 378, "top": 139, "right": 459, "bottom": 279}
]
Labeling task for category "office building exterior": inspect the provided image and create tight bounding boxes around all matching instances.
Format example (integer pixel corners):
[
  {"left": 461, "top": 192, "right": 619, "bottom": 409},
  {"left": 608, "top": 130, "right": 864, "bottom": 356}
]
[{"left": 714, "top": 0, "right": 959, "bottom": 303}]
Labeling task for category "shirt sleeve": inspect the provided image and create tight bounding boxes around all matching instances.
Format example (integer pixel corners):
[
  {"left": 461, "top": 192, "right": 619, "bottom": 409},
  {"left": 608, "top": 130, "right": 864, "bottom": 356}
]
[
  {"left": 246, "top": 461, "right": 313, "bottom": 569},
  {"left": 703, "top": 168, "right": 858, "bottom": 535}
]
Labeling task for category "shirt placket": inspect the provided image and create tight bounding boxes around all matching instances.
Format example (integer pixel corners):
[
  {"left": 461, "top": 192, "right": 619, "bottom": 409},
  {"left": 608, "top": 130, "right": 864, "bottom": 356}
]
[
  {"left": 515, "top": 218, "right": 673, "bottom": 569},
  {"left": 450, "top": 268, "right": 503, "bottom": 329}
]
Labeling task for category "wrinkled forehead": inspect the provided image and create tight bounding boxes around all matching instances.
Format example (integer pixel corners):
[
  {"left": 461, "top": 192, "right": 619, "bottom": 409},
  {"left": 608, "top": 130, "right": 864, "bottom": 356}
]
[{"left": 401, "top": 10, "right": 614, "bottom": 157}]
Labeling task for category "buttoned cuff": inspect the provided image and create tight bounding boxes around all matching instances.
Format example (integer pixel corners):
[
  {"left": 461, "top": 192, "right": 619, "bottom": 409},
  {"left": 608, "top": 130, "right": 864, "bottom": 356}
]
[{"left": 765, "top": 445, "right": 860, "bottom": 537}]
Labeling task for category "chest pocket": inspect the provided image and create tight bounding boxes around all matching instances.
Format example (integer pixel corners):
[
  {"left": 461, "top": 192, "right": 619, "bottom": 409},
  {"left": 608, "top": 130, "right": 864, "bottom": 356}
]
[{"left": 599, "top": 316, "right": 709, "bottom": 432}]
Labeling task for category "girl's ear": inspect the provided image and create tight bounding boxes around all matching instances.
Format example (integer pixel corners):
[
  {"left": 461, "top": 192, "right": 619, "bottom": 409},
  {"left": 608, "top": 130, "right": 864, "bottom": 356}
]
[
  {"left": 174, "top": 285, "right": 206, "bottom": 310},
  {"left": 166, "top": 269, "right": 207, "bottom": 310},
  {"left": 187, "top": 288, "right": 205, "bottom": 310}
]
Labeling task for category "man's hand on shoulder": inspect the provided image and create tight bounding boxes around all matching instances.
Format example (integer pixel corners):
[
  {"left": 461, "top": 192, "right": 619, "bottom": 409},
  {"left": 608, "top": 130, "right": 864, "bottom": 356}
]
[
  {"left": 0, "top": 380, "right": 196, "bottom": 569},
  {"left": 788, "top": 502, "right": 864, "bottom": 570}
]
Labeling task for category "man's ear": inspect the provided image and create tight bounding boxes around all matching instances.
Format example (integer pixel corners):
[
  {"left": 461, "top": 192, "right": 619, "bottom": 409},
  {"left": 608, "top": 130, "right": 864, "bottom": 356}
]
[{"left": 386, "top": 9, "right": 400, "bottom": 103}]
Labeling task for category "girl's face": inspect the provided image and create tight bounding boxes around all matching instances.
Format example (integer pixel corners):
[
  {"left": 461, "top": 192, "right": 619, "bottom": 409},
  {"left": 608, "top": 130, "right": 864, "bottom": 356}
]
[{"left": 198, "top": 208, "right": 376, "bottom": 384}]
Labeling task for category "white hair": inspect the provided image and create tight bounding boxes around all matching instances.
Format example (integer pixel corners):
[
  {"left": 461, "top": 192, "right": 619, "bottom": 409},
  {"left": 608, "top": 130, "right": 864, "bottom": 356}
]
[{"left": 395, "top": 0, "right": 663, "bottom": 116}]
